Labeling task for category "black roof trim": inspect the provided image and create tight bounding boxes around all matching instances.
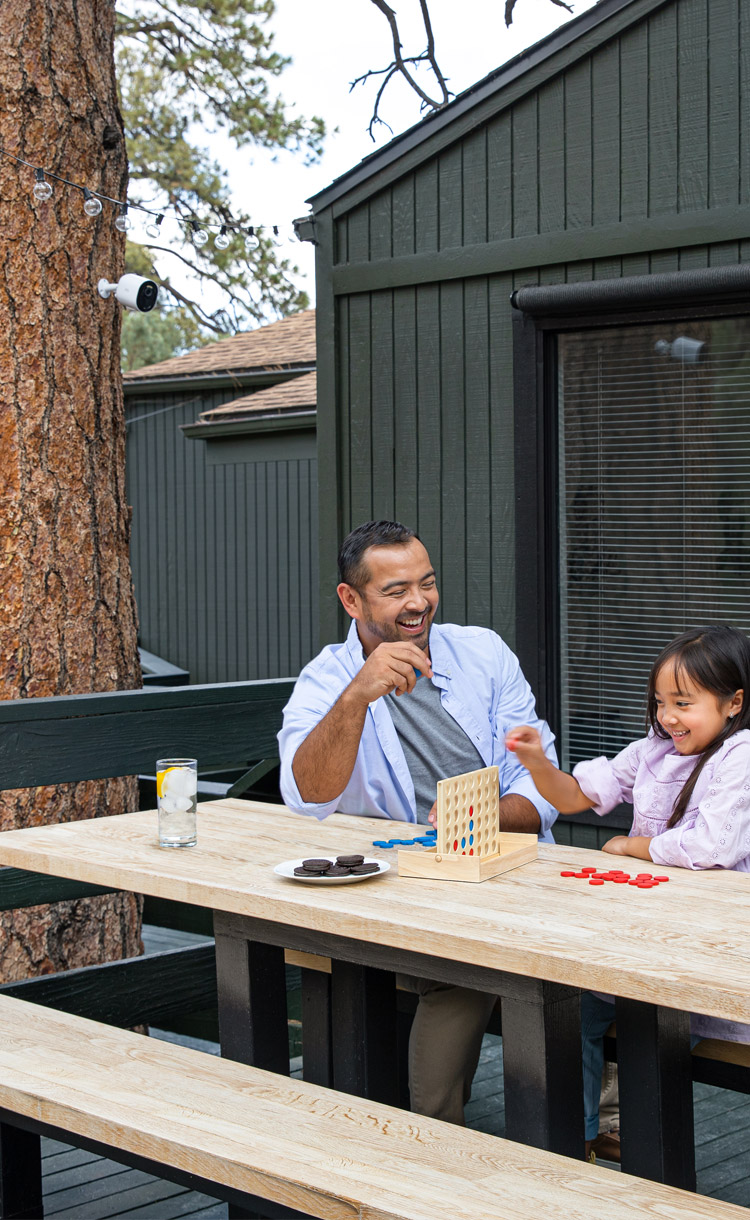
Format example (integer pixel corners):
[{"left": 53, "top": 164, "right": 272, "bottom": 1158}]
[{"left": 308, "top": 0, "right": 658, "bottom": 212}]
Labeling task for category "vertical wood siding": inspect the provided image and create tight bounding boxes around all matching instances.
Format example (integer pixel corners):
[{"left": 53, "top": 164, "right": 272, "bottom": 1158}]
[
  {"left": 125, "top": 392, "right": 318, "bottom": 683},
  {"left": 320, "top": 0, "right": 747, "bottom": 650}
]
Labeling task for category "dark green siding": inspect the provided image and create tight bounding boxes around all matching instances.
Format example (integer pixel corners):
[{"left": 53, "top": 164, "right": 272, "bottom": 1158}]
[
  {"left": 314, "top": 0, "right": 750, "bottom": 649},
  {"left": 125, "top": 390, "right": 318, "bottom": 683}
]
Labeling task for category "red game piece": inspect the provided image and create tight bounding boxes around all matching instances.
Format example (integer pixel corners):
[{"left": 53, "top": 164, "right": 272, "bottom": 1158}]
[
  {"left": 636, "top": 873, "right": 653, "bottom": 879},
  {"left": 581, "top": 867, "right": 597, "bottom": 874},
  {"left": 612, "top": 876, "right": 629, "bottom": 883},
  {"left": 637, "top": 881, "right": 657, "bottom": 888},
  {"left": 589, "top": 878, "right": 605, "bottom": 885},
  {"left": 574, "top": 872, "right": 589, "bottom": 878},
  {"left": 628, "top": 880, "right": 640, "bottom": 886},
  {"left": 653, "top": 875, "right": 669, "bottom": 882},
  {"left": 560, "top": 871, "right": 576, "bottom": 877}
]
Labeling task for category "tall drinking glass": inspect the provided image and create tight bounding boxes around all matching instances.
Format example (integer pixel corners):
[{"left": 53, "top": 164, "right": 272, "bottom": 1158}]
[{"left": 156, "top": 758, "right": 198, "bottom": 847}]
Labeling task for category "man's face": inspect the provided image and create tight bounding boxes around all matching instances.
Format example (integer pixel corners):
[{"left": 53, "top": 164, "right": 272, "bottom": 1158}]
[{"left": 340, "top": 538, "right": 439, "bottom": 657}]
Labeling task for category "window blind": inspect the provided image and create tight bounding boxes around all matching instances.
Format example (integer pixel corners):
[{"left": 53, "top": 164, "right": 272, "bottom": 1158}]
[{"left": 558, "top": 316, "right": 750, "bottom": 771}]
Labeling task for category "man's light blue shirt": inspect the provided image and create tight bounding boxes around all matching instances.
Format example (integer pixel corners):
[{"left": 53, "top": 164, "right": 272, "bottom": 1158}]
[{"left": 278, "top": 620, "right": 559, "bottom": 841}]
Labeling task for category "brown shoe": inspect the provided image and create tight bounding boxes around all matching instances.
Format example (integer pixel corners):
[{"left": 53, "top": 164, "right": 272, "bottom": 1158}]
[{"left": 585, "top": 1130, "right": 621, "bottom": 1164}]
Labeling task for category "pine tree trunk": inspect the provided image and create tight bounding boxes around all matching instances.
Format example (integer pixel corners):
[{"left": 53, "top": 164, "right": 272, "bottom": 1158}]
[{"left": 0, "top": 0, "right": 143, "bottom": 981}]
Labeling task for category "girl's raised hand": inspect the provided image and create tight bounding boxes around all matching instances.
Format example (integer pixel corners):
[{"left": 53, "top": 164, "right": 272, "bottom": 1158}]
[{"left": 505, "top": 725, "right": 546, "bottom": 770}]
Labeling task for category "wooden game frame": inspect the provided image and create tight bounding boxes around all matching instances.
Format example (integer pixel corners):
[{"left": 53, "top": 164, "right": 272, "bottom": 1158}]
[{"left": 398, "top": 765, "right": 537, "bottom": 883}]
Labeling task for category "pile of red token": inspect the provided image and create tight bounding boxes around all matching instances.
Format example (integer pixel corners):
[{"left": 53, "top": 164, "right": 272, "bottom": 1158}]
[{"left": 560, "top": 865, "right": 670, "bottom": 888}]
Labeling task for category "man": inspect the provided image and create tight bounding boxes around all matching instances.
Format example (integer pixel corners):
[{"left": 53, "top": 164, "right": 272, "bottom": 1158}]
[{"left": 279, "top": 520, "right": 558, "bottom": 1125}]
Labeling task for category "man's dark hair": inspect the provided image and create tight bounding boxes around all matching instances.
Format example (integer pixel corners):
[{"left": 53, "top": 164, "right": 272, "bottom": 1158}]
[{"left": 338, "top": 520, "right": 419, "bottom": 588}]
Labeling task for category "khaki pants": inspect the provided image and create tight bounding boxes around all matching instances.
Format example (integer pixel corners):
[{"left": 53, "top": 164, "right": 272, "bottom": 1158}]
[{"left": 398, "top": 974, "right": 497, "bottom": 1126}]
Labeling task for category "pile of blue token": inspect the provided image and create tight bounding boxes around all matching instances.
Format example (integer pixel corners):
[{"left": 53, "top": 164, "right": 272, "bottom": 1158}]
[{"left": 372, "top": 828, "right": 438, "bottom": 849}]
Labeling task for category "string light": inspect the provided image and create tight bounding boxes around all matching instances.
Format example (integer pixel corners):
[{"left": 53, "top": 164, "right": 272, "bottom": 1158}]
[
  {"left": 3, "top": 148, "right": 293, "bottom": 252},
  {"left": 33, "top": 169, "right": 52, "bottom": 201},
  {"left": 190, "top": 221, "right": 208, "bottom": 248},
  {"left": 83, "top": 188, "right": 103, "bottom": 217},
  {"left": 145, "top": 213, "right": 164, "bottom": 240}
]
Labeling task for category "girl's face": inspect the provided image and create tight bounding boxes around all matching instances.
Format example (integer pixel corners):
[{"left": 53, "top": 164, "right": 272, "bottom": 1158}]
[{"left": 654, "top": 663, "right": 743, "bottom": 755}]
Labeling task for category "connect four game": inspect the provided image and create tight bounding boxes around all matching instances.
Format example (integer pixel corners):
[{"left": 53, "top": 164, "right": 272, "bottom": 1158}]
[{"left": 397, "top": 765, "right": 538, "bottom": 883}]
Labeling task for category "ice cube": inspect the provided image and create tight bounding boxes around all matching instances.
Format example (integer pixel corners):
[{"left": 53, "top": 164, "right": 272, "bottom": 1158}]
[{"left": 163, "top": 767, "right": 197, "bottom": 798}]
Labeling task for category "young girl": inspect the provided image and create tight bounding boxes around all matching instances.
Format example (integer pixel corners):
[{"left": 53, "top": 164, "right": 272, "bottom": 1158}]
[{"left": 506, "top": 624, "right": 750, "bottom": 1160}]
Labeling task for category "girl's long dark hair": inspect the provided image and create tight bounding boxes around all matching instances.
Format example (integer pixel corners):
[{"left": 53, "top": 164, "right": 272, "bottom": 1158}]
[{"left": 647, "top": 625, "right": 750, "bottom": 828}]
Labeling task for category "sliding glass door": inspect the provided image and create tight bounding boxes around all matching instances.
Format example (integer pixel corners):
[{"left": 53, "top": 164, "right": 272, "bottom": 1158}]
[{"left": 558, "top": 316, "right": 750, "bottom": 771}]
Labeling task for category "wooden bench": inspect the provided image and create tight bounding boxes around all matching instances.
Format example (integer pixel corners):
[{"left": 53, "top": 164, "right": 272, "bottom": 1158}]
[
  {"left": 0, "top": 995, "right": 745, "bottom": 1220},
  {"left": 602, "top": 1025, "right": 750, "bottom": 1095}
]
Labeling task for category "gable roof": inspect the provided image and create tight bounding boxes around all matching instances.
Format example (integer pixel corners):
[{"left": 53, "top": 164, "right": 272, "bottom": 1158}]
[
  {"left": 123, "top": 310, "right": 316, "bottom": 382},
  {"left": 198, "top": 371, "right": 317, "bottom": 423}
]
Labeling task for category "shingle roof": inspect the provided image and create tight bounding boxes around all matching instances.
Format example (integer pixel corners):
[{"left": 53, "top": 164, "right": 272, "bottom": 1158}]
[
  {"left": 199, "top": 371, "right": 317, "bottom": 422},
  {"left": 123, "top": 310, "right": 316, "bottom": 381}
]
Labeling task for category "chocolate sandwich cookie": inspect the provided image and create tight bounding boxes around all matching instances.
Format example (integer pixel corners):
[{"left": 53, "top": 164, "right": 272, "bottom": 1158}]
[
  {"left": 325, "top": 864, "right": 352, "bottom": 876},
  {"left": 336, "top": 854, "right": 365, "bottom": 867},
  {"left": 301, "top": 858, "right": 333, "bottom": 873},
  {"left": 351, "top": 862, "right": 380, "bottom": 874}
]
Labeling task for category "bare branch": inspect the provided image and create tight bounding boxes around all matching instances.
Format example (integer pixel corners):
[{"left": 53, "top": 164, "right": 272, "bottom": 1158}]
[
  {"left": 355, "top": 0, "right": 451, "bottom": 133},
  {"left": 360, "top": 0, "right": 576, "bottom": 134}
]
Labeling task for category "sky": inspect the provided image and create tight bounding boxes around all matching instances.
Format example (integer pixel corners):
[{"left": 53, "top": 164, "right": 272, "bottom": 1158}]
[{"left": 136, "top": 0, "right": 600, "bottom": 310}]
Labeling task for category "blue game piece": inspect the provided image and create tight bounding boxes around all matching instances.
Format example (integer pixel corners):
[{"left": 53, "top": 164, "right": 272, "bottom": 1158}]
[
  {"left": 415, "top": 836, "right": 435, "bottom": 845},
  {"left": 372, "top": 839, "right": 394, "bottom": 848}
]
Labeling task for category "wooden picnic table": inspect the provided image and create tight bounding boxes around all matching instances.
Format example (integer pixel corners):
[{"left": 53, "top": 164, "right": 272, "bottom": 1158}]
[{"left": 1, "top": 797, "right": 749, "bottom": 1190}]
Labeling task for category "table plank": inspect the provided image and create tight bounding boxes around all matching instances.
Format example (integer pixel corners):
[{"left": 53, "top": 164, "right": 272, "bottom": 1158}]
[{"left": 0, "top": 799, "right": 748, "bottom": 1024}]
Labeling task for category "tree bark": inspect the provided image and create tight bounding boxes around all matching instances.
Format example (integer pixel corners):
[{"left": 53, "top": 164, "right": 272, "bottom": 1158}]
[{"left": 0, "top": 0, "right": 142, "bottom": 981}]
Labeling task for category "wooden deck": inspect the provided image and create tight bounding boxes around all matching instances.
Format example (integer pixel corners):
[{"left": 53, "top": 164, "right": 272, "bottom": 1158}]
[{"left": 37, "top": 927, "right": 750, "bottom": 1219}]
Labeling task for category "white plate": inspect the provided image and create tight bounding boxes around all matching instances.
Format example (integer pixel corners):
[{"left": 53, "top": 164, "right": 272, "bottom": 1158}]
[{"left": 274, "top": 857, "right": 390, "bottom": 885}]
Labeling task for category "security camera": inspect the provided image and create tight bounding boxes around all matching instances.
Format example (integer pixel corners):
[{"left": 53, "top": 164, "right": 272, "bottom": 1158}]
[{"left": 98, "top": 273, "right": 158, "bottom": 313}]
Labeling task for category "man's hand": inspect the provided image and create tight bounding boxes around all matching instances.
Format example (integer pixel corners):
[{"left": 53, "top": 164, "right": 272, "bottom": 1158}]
[
  {"left": 348, "top": 642, "right": 433, "bottom": 706},
  {"left": 291, "top": 642, "right": 432, "bottom": 804}
]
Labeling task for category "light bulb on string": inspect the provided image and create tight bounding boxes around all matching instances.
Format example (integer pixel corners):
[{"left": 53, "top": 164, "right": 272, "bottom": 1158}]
[
  {"left": 145, "top": 213, "right": 164, "bottom": 240},
  {"left": 82, "top": 188, "right": 103, "bottom": 217},
  {"left": 191, "top": 221, "right": 208, "bottom": 247},
  {"left": 32, "top": 168, "right": 53, "bottom": 202},
  {"left": 271, "top": 225, "right": 285, "bottom": 248},
  {"left": 214, "top": 225, "right": 230, "bottom": 250},
  {"left": 114, "top": 205, "right": 131, "bottom": 232},
  {"left": 245, "top": 225, "right": 259, "bottom": 250}
]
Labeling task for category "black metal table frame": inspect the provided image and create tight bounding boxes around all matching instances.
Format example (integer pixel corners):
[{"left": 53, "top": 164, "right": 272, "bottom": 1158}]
[{"left": 213, "top": 910, "right": 696, "bottom": 1192}]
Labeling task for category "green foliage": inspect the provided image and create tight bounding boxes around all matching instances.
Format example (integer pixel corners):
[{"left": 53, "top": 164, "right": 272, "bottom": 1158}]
[
  {"left": 116, "top": 0, "right": 323, "bottom": 340},
  {"left": 120, "top": 306, "right": 212, "bottom": 371}
]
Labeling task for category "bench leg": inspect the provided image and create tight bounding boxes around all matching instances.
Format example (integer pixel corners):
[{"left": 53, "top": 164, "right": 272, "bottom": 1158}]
[
  {"left": 616, "top": 997, "right": 695, "bottom": 1189},
  {"left": 501, "top": 982, "right": 584, "bottom": 1159},
  {"left": 330, "top": 961, "right": 399, "bottom": 1106},
  {"left": 215, "top": 933, "right": 289, "bottom": 1075},
  {"left": 0, "top": 1123, "right": 43, "bottom": 1220}
]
